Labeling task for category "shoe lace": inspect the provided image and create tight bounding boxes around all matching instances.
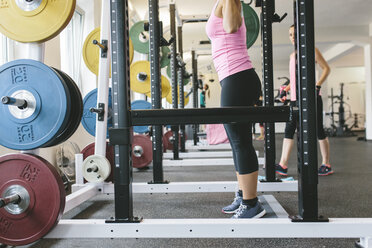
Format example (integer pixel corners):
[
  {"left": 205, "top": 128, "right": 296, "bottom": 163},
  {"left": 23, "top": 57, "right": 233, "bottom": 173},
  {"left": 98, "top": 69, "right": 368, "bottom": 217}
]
[
  {"left": 319, "top": 165, "right": 327, "bottom": 173},
  {"left": 232, "top": 195, "right": 241, "bottom": 204},
  {"left": 233, "top": 204, "right": 247, "bottom": 217}
]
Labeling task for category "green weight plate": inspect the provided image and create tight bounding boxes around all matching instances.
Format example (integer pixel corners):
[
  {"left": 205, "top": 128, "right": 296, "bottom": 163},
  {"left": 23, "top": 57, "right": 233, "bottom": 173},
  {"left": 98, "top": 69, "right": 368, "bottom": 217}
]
[
  {"left": 242, "top": 2, "right": 260, "bottom": 49},
  {"left": 160, "top": 46, "right": 170, "bottom": 68},
  {"left": 167, "top": 65, "right": 171, "bottom": 78},
  {"left": 183, "top": 77, "right": 190, "bottom": 86},
  {"left": 129, "top": 21, "right": 149, "bottom": 54}
]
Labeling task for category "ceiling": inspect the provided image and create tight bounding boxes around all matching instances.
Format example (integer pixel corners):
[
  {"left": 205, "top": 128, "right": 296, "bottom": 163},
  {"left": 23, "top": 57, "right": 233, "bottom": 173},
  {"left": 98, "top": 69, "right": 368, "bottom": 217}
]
[{"left": 130, "top": 0, "right": 372, "bottom": 74}]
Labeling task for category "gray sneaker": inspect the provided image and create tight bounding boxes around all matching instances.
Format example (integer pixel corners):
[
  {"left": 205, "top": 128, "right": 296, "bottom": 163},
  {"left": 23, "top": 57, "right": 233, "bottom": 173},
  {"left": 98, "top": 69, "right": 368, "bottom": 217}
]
[
  {"left": 222, "top": 192, "right": 242, "bottom": 214},
  {"left": 231, "top": 202, "right": 266, "bottom": 219}
]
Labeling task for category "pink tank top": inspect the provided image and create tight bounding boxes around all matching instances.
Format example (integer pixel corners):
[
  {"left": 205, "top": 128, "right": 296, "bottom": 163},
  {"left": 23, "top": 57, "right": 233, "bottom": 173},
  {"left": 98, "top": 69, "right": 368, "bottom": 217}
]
[
  {"left": 206, "top": 1, "right": 253, "bottom": 82},
  {"left": 289, "top": 53, "right": 297, "bottom": 101},
  {"left": 289, "top": 53, "right": 320, "bottom": 101}
]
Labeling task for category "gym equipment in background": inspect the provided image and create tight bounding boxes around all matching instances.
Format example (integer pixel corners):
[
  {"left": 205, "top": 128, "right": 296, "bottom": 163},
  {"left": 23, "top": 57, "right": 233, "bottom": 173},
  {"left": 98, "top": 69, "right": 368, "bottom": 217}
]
[
  {"left": 131, "top": 100, "right": 152, "bottom": 134},
  {"left": 81, "top": 88, "right": 112, "bottom": 138},
  {"left": 81, "top": 142, "right": 114, "bottom": 183},
  {"left": 83, "top": 27, "right": 134, "bottom": 76},
  {"left": 325, "top": 83, "right": 356, "bottom": 137}
]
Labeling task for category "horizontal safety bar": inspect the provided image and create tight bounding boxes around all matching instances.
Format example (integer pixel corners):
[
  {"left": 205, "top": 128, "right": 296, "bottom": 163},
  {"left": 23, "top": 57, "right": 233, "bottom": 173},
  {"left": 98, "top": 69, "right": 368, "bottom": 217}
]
[{"left": 131, "top": 106, "right": 292, "bottom": 126}]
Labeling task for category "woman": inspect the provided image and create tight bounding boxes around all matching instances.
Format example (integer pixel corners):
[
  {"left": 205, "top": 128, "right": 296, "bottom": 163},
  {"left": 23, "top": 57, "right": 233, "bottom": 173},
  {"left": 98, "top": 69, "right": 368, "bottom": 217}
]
[
  {"left": 200, "top": 84, "right": 209, "bottom": 108},
  {"left": 276, "top": 24, "right": 333, "bottom": 176},
  {"left": 206, "top": 0, "right": 265, "bottom": 218}
]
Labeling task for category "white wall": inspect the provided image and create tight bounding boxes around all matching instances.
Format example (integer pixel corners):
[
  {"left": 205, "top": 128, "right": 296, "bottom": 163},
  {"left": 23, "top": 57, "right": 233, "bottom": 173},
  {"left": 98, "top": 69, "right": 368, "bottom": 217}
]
[{"left": 325, "top": 67, "right": 366, "bottom": 129}]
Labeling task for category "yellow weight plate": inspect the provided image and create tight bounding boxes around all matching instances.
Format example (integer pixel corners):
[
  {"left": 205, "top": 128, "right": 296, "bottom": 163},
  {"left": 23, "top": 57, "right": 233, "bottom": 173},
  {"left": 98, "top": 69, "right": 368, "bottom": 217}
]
[
  {"left": 83, "top": 28, "right": 100, "bottom": 76},
  {"left": 130, "top": 61, "right": 151, "bottom": 94},
  {"left": 166, "top": 90, "right": 190, "bottom": 106},
  {"left": 145, "top": 75, "right": 171, "bottom": 98},
  {"left": 0, "top": 0, "right": 76, "bottom": 43},
  {"left": 83, "top": 27, "right": 134, "bottom": 76}
]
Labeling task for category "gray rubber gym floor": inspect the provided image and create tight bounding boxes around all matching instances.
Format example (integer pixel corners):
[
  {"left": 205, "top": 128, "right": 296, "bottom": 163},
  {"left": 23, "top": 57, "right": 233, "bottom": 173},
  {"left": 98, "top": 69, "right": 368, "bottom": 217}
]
[{"left": 16, "top": 133, "right": 372, "bottom": 248}]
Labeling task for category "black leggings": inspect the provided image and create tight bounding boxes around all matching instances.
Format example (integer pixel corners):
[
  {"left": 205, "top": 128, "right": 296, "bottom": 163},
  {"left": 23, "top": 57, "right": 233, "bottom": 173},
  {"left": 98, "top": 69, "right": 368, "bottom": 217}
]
[
  {"left": 220, "top": 69, "right": 261, "bottom": 174},
  {"left": 284, "top": 96, "right": 327, "bottom": 140}
]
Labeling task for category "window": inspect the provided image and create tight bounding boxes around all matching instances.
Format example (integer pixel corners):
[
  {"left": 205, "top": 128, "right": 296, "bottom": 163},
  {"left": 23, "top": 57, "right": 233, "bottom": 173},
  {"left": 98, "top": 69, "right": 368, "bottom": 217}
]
[
  {"left": 60, "top": 9, "right": 85, "bottom": 89},
  {"left": 0, "top": 34, "right": 8, "bottom": 65}
]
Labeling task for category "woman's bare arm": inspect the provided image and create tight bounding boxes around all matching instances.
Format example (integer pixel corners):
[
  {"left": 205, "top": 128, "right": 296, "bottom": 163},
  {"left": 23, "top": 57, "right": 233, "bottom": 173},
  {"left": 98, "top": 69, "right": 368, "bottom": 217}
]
[
  {"left": 315, "top": 48, "right": 331, "bottom": 87},
  {"left": 221, "top": 0, "right": 242, "bottom": 33}
]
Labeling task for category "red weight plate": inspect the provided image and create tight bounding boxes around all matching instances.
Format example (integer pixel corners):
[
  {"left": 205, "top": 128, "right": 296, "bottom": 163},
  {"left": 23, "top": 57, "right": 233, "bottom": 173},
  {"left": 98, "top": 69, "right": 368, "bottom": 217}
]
[
  {"left": 81, "top": 142, "right": 114, "bottom": 182},
  {"left": 132, "top": 135, "right": 153, "bottom": 168},
  {"left": 162, "top": 130, "right": 187, "bottom": 151},
  {"left": 0, "top": 154, "right": 65, "bottom": 246},
  {"left": 163, "top": 130, "right": 173, "bottom": 151}
]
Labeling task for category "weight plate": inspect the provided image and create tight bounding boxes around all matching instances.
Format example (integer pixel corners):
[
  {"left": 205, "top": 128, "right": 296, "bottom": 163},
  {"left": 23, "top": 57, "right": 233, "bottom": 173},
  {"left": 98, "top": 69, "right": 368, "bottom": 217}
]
[
  {"left": 82, "top": 155, "right": 111, "bottom": 183},
  {"left": 167, "top": 65, "right": 171, "bottom": 78},
  {"left": 132, "top": 135, "right": 152, "bottom": 169},
  {"left": 162, "top": 130, "right": 187, "bottom": 151},
  {"left": 81, "top": 142, "right": 114, "bottom": 182},
  {"left": 0, "top": 59, "right": 70, "bottom": 150},
  {"left": 183, "top": 77, "right": 191, "bottom": 86},
  {"left": 45, "top": 68, "right": 83, "bottom": 147},
  {"left": 130, "top": 61, "right": 151, "bottom": 94},
  {"left": 131, "top": 100, "right": 151, "bottom": 134},
  {"left": 242, "top": 2, "right": 260, "bottom": 49},
  {"left": 166, "top": 89, "right": 190, "bottom": 106},
  {"left": 0, "top": 0, "right": 76, "bottom": 43},
  {"left": 82, "top": 27, "right": 134, "bottom": 76},
  {"left": 166, "top": 65, "right": 190, "bottom": 85},
  {"left": 160, "top": 46, "right": 170, "bottom": 68},
  {"left": 0, "top": 153, "right": 65, "bottom": 246},
  {"left": 81, "top": 88, "right": 112, "bottom": 138},
  {"left": 145, "top": 75, "right": 171, "bottom": 98},
  {"left": 129, "top": 21, "right": 149, "bottom": 54}
]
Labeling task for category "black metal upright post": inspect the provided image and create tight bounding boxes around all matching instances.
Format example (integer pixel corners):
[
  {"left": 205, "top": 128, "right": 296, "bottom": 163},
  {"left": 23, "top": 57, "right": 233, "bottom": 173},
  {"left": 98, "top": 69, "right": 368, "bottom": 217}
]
[
  {"left": 170, "top": 3, "right": 180, "bottom": 159},
  {"left": 178, "top": 25, "right": 186, "bottom": 152},
  {"left": 293, "top": 0, "right": 323, "bottom": 222},
  {"left": 261, "top": 0, "right": 276, "bottom": 182},
  {"left": 108, "top": 0, "right": 135, "bottom": 222},
  {"left": 191, "top": 50, "right": 199, "bottom": 145},
  {"left": 149, "top": 0, "right": 165, "bottom": 183}
]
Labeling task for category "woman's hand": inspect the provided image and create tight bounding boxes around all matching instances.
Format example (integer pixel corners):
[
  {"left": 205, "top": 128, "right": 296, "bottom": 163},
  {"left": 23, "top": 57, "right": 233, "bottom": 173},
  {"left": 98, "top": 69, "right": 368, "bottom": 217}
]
[{"left": 222, "top": 0, "right": 242, "bottom": 33}]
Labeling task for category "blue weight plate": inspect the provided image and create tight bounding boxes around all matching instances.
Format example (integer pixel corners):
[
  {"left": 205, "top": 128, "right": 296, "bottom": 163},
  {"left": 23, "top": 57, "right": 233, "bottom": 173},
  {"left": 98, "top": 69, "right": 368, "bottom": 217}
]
[
  {"left": 0, "top": 59, "right": 70, "bottom": 150},
  {"left": 131, "top": 100, "right": 151, "bottom": 134},
  {"left": 81, "top": 88, "right": 112, "bottom": 138}
]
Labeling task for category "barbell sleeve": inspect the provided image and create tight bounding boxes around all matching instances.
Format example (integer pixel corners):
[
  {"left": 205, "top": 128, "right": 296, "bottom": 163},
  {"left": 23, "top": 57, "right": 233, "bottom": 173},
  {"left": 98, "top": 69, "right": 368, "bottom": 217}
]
[
  {"left": 0, "top": 194, "right": 20, "bottom": 208},
  {"left": 1, "top": 96, "right": 28, "bottom": 108}
]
